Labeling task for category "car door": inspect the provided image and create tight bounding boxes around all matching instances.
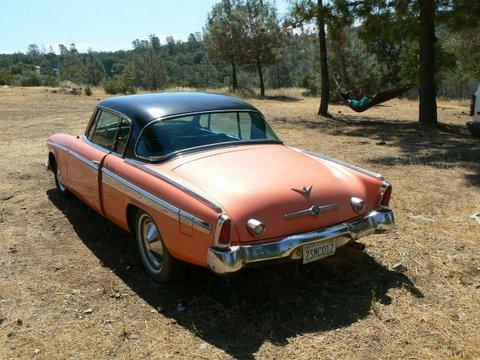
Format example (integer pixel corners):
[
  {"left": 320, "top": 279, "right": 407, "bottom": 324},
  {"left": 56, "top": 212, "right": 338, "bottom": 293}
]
[
  {"left": 100, "top": 117, "right": 133, "bottom": 227},
  {"left": 68, "top": 108, "right": 123, "bottom": 213}
]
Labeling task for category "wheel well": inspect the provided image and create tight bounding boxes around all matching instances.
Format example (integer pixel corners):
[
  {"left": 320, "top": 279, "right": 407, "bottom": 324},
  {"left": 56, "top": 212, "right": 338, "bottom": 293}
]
[
  {"left": 126, "top": 204, "right": 140, "bottom": 234},
  {"left": 48, "top": 152, "right": 57, "bottom": 172}
]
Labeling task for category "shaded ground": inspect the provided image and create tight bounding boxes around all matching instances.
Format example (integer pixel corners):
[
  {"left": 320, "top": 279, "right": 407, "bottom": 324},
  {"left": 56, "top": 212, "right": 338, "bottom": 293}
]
[{"left": 0, "top": 87, "right": 479, "bottom": 359}]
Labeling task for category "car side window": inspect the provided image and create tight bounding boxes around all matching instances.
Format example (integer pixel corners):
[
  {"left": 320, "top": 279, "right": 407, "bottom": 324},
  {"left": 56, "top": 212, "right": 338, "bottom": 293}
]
[
  {"left": 86, "top": 110, "right": 101, "bottom": 140},
  {"left": 90, "top": 110, "right": 122, "bottom": 150},
  {"left": 115, "top": 118, "right": 131, "bottom": 155},
  {"left": 209, "top": 113, "right": 239, "bottom": 138},
  {"left": 238, "top": 112, "right": 251, "bottom": 139},
  {"left": 198, "top": 114, "right": 210, "bottom": 129}
]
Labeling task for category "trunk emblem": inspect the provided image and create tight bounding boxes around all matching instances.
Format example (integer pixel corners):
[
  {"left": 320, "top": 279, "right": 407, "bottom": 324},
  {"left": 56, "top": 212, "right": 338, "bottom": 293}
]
[
  {"left": 284, "top": 203, "right": 339, "bottom": 220},
  {"left": 291, "top": 185, "right": 313, "bottom": 197}
]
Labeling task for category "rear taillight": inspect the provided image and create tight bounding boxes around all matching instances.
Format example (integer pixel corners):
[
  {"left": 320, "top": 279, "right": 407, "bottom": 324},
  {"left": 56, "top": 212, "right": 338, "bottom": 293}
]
[
  {"left": 380, "top": 184, "right": 392, "bottom": 206},
  {"left": 218, "top": 219, "right": 231, "bottom": 245},
  {"left": 470, "top": 95, "right": 476, "bottom": 117},
  {"left": 214, "top": 214, "right": 231, "bottom": 248}
]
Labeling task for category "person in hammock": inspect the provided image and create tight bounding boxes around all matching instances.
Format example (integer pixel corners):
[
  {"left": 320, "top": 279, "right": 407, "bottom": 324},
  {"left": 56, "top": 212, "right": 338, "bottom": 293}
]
[
  {"left": 341, "top": 89, "right": 372, "bottom": 109},
  {"left": 340, "top": 85, "right": 413, "bottom": 112}
]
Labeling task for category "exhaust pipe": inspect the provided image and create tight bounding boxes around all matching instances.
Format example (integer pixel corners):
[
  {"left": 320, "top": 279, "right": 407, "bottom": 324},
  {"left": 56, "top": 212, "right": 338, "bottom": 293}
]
[{"left": 347, "top": 241, "right": 365, "bottom": 251}]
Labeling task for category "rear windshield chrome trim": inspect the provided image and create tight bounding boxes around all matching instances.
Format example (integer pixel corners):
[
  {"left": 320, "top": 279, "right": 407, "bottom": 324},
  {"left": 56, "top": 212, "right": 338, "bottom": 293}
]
[
  {"left": 125, "top": 158, "right": 222, "bottom": 213},
  {"left": 133, "top": 109, "right": 271, "bottom": 161}
]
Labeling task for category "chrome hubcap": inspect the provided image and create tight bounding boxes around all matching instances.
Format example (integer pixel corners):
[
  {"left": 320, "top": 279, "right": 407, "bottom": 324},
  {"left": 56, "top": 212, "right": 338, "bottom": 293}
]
[
  {"left": 139, "top": 214, "right": 163, "bottom": 271},
  {"left": 56, "top": 168, "right": 66, "bottom": 191}
]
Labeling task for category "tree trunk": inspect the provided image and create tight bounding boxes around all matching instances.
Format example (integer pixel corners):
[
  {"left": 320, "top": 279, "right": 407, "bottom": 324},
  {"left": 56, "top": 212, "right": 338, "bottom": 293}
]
[
  {"left": 316, "top": 0, "right": 330, "bottom": 116},
  {"left": 256, "top": 59, "right": 265, "bottom": 97},
  {"left": 192, "top": 63, "right": 197, "bottom": 87},
  {"left": 231, "top": 60, "right": 239, "bottom": 91},
  {"left": 419, "top": 0, "right": 437, "bottom": 125}
]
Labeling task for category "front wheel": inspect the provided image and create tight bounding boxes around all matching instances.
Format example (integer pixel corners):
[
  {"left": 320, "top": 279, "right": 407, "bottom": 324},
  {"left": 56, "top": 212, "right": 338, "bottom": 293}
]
[{"left": 135, "top": 211, "right": 175, "bottom": 282}]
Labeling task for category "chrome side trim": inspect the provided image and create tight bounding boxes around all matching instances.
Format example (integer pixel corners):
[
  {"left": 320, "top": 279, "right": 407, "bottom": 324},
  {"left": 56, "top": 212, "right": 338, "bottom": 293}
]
[
  {"left": 47, "top": 141, "right": 69, "bottom": 153},
  {"left": 125, "top": 159, "right": 222, "bottom": 213},
  {"left": 207, "top": 208, "right": 395, "bottom": 274},
  {"left": 193, "top": 218, "right": 212, "bottom": 233},
  {"left": 47, "top": 141, "right": 99, "bottom": 170},
  {"left": 293, "top": 147, "right": 385, "bottom": 180},
  {"left": 213, "top": 214, "right": 230, "bottom": 249},
  {"left": 102, "top": 168, "right": 212, "bottom": 234}
]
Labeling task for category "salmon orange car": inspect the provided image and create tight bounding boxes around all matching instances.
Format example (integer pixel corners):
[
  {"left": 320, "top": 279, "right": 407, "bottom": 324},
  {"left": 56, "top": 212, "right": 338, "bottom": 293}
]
[{"left": 46, "top": 92, "right": 395, "bottom": 282}]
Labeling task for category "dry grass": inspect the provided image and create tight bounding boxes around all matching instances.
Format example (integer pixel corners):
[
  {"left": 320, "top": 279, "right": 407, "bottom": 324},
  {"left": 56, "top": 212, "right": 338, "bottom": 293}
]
[{"left": 0, "top": 86, "right": 479, "bottom": 359}]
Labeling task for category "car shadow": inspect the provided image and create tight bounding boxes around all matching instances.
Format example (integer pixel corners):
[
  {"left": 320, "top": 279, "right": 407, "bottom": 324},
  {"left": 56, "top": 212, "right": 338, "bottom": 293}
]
[{"left": 47, "top": 189, "right": 423, "bottom": 359}]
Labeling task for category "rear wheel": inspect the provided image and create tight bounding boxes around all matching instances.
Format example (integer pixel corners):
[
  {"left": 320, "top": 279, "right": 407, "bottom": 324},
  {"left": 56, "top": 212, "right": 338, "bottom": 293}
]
[
  {"left": 52, "top": 160, "right": 70, "bottom": 197},
  {"left": 135, "top": 210, "right": 174, "bottom": 282}
]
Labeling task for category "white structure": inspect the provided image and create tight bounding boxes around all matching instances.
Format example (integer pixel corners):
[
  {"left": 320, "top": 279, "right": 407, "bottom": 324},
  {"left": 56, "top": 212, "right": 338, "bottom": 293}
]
[
  {"left": 467, "top": 86, "right": 480, "bottom": 137},
  {"left": 472, "top": 86, "right": 480, "bottom": 122}
]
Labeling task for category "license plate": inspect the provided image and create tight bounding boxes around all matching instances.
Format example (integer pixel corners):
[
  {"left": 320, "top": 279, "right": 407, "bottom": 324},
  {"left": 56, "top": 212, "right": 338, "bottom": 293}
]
[{"left": 302, "top": 239, "right": 336, "bottom": 264}]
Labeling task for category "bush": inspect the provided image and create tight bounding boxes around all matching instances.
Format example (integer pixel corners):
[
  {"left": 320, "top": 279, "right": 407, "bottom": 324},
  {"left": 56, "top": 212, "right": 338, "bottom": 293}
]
[
  {"left": 84, "top": 84, "right": 92, "bottom": 96},
  {"left": 300, "top": 75, "right": 319, "bottom": 97},
  {"left": 41, "top": 75, "right": 59, "bottom": 87},
  {"left": 13, "top": 72, "right": 42, "bottom": 86},
  {"left": 230, "top": 86, "right": 256, "bottom": 98},
  {"left": 58, "top": 81, "right": 83, "bottom": 95},
  {"left": 103, "top": 77, "right": 122, "bottom": 94},
  {"left": 0, "top": 69, "right": 11, "bottom": 85},
  {"left": 102, "top": 76, "right": 136, "bottom": 95}
]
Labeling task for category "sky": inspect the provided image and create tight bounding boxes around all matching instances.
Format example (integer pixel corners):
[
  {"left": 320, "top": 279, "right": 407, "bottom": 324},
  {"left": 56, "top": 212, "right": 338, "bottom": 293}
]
[{"left": 0, "top": 0, "right": 290, "bottom": 54}]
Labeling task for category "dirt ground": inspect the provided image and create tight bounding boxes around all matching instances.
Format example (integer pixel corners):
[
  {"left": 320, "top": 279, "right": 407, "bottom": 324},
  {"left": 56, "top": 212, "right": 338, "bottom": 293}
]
[{"left": 0, "top": 87, "right": 479, "bottom": 359}]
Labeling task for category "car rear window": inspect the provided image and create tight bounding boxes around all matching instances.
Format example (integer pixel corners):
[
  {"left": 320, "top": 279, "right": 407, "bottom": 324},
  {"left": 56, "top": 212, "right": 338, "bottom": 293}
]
[{"left": 136, "top": 111, "right": 280, "bottom": 160}]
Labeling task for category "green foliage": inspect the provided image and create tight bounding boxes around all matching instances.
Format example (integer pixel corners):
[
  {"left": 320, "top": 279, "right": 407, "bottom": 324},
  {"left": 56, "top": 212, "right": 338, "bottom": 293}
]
[
  {"left": 1, "top": 0, "right": 479, "bottom": 101},
  {"left": 103, "top": 77, "right": 123, "bottom": 94},
  {"left": 131, "top": 39, "right": 167, "bottom": 90},
  {"left": 230, "top": 86, "right": 256, "bottom": 98},
  {"left": 300, "top": 74, "right": 319, "bottom": 96},
  {"left": 355, "top": 0, "right": 480, "bottom": 92},
  {"left": 84, "top": 84, "right": 92, "bottom": 96},
  {"left": 102, "top": 67, "right": 136, "bottom": 95},
  {"left": 84, "top": 51, "right": 106, "bottom": 85},
  {"left": 329, "top": 29, "right": 381, "bottom": 99},
  {"left": 444, "top": 26, "right": 480, "bottom": 81},
  {"left": 0, "top": 68, "right": 11, "bottom": 85},
  {"left": 240, "top": 0, "right": 284, "bottom": 95},
  {"left": 204, "top": 0, "right": 244, "bottom": 89}
]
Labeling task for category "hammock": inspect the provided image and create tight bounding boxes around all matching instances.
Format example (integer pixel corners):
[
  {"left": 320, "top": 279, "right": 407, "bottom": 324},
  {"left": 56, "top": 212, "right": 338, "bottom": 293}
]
[
  {"left": 332, "top": 75, "right": 413, "bottom": 113},
  {"left": 344, "top": 86, "right": 413, "bottom": 113}
]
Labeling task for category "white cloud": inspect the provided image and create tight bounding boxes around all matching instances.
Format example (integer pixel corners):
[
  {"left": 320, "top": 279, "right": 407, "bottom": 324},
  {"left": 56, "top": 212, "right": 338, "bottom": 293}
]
[{"left": 31, "top": 33, "right": 189, "bottom": 54}]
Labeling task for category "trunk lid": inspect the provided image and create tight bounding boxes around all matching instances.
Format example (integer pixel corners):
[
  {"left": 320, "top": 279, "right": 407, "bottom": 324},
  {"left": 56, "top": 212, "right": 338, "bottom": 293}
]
[{"left": 167, "top": 144, "right": 383, "bottom": 243}]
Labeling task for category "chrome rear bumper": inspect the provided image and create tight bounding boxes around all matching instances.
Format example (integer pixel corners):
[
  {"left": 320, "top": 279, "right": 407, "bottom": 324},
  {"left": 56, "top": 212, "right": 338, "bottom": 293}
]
[{"left": 207, "top": 208, "right": 395, "bottom": 275}]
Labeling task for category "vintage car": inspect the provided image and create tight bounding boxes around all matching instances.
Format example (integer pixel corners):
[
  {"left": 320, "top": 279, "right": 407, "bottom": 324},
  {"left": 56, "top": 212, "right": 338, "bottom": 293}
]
[{"left": 46, "top": 92, "right": 395, "bottom": 282}]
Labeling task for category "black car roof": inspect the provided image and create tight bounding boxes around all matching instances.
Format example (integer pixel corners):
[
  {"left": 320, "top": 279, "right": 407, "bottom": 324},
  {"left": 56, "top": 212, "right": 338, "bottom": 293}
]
[{"left": 99, "top": 92, "right": 259, "bottom": 126}]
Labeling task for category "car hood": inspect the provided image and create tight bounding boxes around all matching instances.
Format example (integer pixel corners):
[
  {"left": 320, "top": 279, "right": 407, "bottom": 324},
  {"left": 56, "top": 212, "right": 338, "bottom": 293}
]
[{"left": 168, "top": 144, "right": 384, "bottom": 243}]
